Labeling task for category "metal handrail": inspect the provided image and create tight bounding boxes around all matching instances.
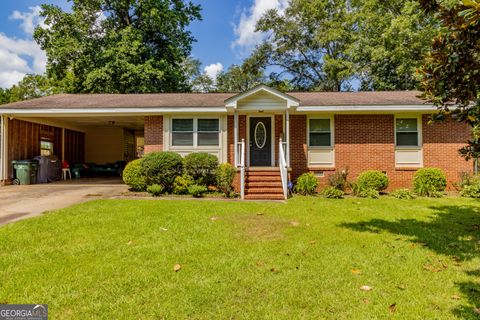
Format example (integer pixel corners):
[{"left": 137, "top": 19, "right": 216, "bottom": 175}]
[{"left": 279, "top": 138, "right": 288, "bottom": 200}]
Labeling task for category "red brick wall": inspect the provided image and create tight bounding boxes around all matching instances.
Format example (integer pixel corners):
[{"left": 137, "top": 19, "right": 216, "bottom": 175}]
[
  {"left": 306, "top": 114, "right": 472, "bottom": 190},
  {"left": 144, "top": 116, "right": 163, "bottom": 153},
  {"left": 333, "top": 114, "right": 397, "bottom": 187},
  {"left": 228, "top": 115, "right": 247, "bottom": 192},
  {"left": 290, "top": 115, "right": 309, "bottom": 180},
  {"left": 229, "top": 113, "right": 471, "bottom": 193},
  {"left": 422, "top": 114, "right": 472, "bottom": 188}
]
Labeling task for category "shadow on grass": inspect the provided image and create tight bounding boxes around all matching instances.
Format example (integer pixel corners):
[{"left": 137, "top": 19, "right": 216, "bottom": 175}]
[{"left": 340, "top": 205, "right": 480, "bottom": 319}]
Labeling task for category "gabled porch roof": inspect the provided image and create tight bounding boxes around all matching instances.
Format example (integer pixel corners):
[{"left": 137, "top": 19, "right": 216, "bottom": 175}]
[{"left": 224, "top": 84, "right": 300, "bottom": 109}]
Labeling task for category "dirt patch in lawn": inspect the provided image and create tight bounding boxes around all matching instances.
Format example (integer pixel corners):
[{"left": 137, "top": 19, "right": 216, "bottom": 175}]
[{"left": 227, "top": 214, "right": 293, "bottom": 242}]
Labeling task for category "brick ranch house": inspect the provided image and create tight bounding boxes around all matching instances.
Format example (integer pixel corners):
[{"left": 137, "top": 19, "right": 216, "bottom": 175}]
[{"left": 0, "top": 85, "right": 473, "bottom": 199}]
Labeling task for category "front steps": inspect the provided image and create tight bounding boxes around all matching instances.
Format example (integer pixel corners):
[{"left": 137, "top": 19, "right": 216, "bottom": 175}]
[{"left": 244, "top": 169, "right": 285, "bottom": 200}]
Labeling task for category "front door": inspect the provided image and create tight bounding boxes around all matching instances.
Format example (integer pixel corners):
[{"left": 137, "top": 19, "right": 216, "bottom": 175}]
[{"left": 249, "top": 117, "right": 272, "bottom": 166}]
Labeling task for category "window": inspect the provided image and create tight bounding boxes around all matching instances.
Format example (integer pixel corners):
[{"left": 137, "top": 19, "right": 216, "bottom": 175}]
[
  {"left": 309, "top": 119, "right": 331, "bottom": 147},
  {"left": 396, "top": 118, "right": 419, "bottom": 147},
  {"left": 198, "top": 119, "right": 219, "bottom": 146},
  {"left": 172, "top": 119, "right": 194, "bottom": 146},
  {"left": 40, "top": 140, "right": 53, "bottom": 156},
  {"left": 171, "top": 118, "right": 220, "bottom": 147}
]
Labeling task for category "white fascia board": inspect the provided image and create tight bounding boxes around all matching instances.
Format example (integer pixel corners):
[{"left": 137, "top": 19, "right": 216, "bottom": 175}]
[
  {"left": 0, "top": 107, "right": 227, "bottom": 116},
  {"left": 296, "top": 105, "right": 438, "bottom": 112}
]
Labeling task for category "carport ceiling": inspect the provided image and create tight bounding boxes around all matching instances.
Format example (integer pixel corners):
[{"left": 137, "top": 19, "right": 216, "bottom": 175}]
[{"left": 34, "top": 116, "right": 145, "bottom": 130}]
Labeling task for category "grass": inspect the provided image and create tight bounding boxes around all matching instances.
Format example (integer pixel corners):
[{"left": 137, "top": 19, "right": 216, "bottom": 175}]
[{"left": 0, "top": 196, "right": 479, "bottom": 319}]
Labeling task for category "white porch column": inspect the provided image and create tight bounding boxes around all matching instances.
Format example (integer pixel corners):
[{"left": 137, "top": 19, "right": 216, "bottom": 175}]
[
  {"left": 234, "top": 110, "right": 239, "bottom": 166},
  {"left": 286, "top": 109, "right": 290, "bottom": 167}
]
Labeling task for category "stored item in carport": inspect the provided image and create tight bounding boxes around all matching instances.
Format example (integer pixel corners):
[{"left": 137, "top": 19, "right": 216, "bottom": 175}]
[
  {"left": 11, "top": 160, "right": 39, "bottom": 185},
  {"left": 34, "top": 155, "right": 62, "bottom": 183}
]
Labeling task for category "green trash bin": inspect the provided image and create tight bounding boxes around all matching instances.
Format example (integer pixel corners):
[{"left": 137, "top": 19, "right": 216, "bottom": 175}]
[{"left": 12, "top": 160, "right": 39, "bottom": 185}]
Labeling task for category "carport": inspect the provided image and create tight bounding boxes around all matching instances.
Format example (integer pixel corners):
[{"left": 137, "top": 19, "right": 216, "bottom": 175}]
[{"left": 0, "top": 111, "right": 145, "bottom": 184}]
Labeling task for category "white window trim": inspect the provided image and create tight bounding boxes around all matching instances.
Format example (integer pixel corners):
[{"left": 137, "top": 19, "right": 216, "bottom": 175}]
[
  {"left": 394, "top": 115, "right": 423, "bottom": 149},
  {"left": 307, "top": 115, "right": 335, "bottom": 149},
  {"left": 170, "top": 116, "right": 221, "bottom": 149}
]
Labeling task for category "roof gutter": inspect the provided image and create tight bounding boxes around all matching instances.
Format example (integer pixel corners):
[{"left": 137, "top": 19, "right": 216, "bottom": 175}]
[{"left": 296, "top": 105, "right": 438, "bottom": 112}]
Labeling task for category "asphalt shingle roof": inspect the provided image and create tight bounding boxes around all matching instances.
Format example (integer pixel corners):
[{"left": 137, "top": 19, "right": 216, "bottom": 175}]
[{"left": 0, "top": 91, "right": 427, "bottom": 109}]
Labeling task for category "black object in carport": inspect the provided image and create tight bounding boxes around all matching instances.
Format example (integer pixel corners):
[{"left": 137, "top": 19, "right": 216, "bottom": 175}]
[{"left": 34, "top": 155, "right": 62, "bottom": 183}]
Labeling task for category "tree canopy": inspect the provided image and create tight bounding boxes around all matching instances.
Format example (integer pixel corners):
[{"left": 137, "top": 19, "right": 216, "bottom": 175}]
[
  {"left": 247, "top": 0, "right": 437, "bottom": 91},
  {"left": 34, "top": 0, "right": 201, "bottom": 93},
  {"left": 0, "top": 74, "right": 67, "bottom": 104},
  {"left": 418, "top": 0, "right": 480, "bottom": 159}
]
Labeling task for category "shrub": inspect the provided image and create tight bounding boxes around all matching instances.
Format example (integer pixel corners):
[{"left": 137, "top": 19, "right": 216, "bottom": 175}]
[
  {"left": 460, "top": 184, "right": 480, "bottom": 198},
  {"left": 321, "top": 186, "right": 344, "bottom": 199},
  {"left": 122, "top": 159, "right": 147, "bottom": 191},
  {"left": 328, "top": 168, "right": 349, "bottom": 191},
  {"left": 173, "top": 174, "right": 195, "bottom": 195},
  {"left": 183, "top": 153, "right": 219, "bottom": 186},
  {"left": 147, "top": 184, "right": 163, "bottom": 197},
  {"left": 216, "top": 163, "right": 237, "bottom": 197},
  {"left": 413, "top": 168, "right": 447, "bottom": 197},
  {"left": 142, "top": 152, "right": 183, "bottom": 191},
  {"left": 188, "top": 184, "right": 208, "bottom": 198},
  {"left": 357, "top": 188, "right": 380, "bottom": 199},
  {"left": 390, "top": 189, "right": 416, "bottom": 200},
  {"left": 457, "top": 172, "right": 480, "bottom": 189},
  {"left": 357, "top": 170, "right": 389, "bottom": 192},
  {"left": 295, "top": 173, "right": 319, "bottom": 195}
]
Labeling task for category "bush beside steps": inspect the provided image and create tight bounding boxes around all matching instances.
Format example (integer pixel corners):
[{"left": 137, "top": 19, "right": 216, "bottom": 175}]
[{"left": 122, "top": 152, "right": 237, "bottom": 199}]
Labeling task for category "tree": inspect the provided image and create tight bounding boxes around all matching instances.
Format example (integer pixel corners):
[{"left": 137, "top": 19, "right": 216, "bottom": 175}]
[
  {"left": 253, "top": 0, "right": 355, "bottom": 91},
  {"left": 34, "top": 0, "right": 202, "bottom": 93},
  {"left": 352, "top": 0, "right": 437, "bottom": 90},
  {"left": 8, "top": 74, "right": 61, "bottom": 102},
  {"left": 418, "top": 0, "right": 480, "bottom": 159},
  {"left": 0, "top": 74, "right": 67, "bottom": 105},
  {"left": 0, "top": 89, "right": 11, "bottom": 105},
  {"left": 216, "top": 64, "right": 266, "bottom": 92},
  {"left": 181, "top": 57, "right": 215, "bottom": 93},
  {"left": 250, "top": 0, "right": 437, "bottom": 91}
]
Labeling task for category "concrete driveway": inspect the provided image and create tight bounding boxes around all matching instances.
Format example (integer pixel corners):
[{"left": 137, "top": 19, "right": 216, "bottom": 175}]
[{"left": 0, "top": 178, "right": 128, "bottom": 226}]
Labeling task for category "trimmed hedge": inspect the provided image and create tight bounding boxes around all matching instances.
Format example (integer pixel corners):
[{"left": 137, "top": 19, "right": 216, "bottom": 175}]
[
  {"left": 357, "top": 170, "right": 389, "bottom": 192},
  {"left": 142, "top": 152, "right": 183, "bottom": 191},
  {"left": 122, "top": 159, "right": 147, "bottom": 191},
  {"left": 413, "top": 168, "right": 447, "bottom": 197},
  {"left": 183, "top": 153, "right": 219, "bottom": 186}
]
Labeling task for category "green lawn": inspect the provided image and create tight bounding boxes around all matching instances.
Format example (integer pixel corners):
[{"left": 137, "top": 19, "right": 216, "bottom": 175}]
[{"left": 0, "top": 197, "right": 479, "bottom": 319}]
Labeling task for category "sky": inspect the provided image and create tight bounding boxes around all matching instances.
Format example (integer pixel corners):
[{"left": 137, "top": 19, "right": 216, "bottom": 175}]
[{"left": 0, "top": 0, "right": 289, "bottom": 88}]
